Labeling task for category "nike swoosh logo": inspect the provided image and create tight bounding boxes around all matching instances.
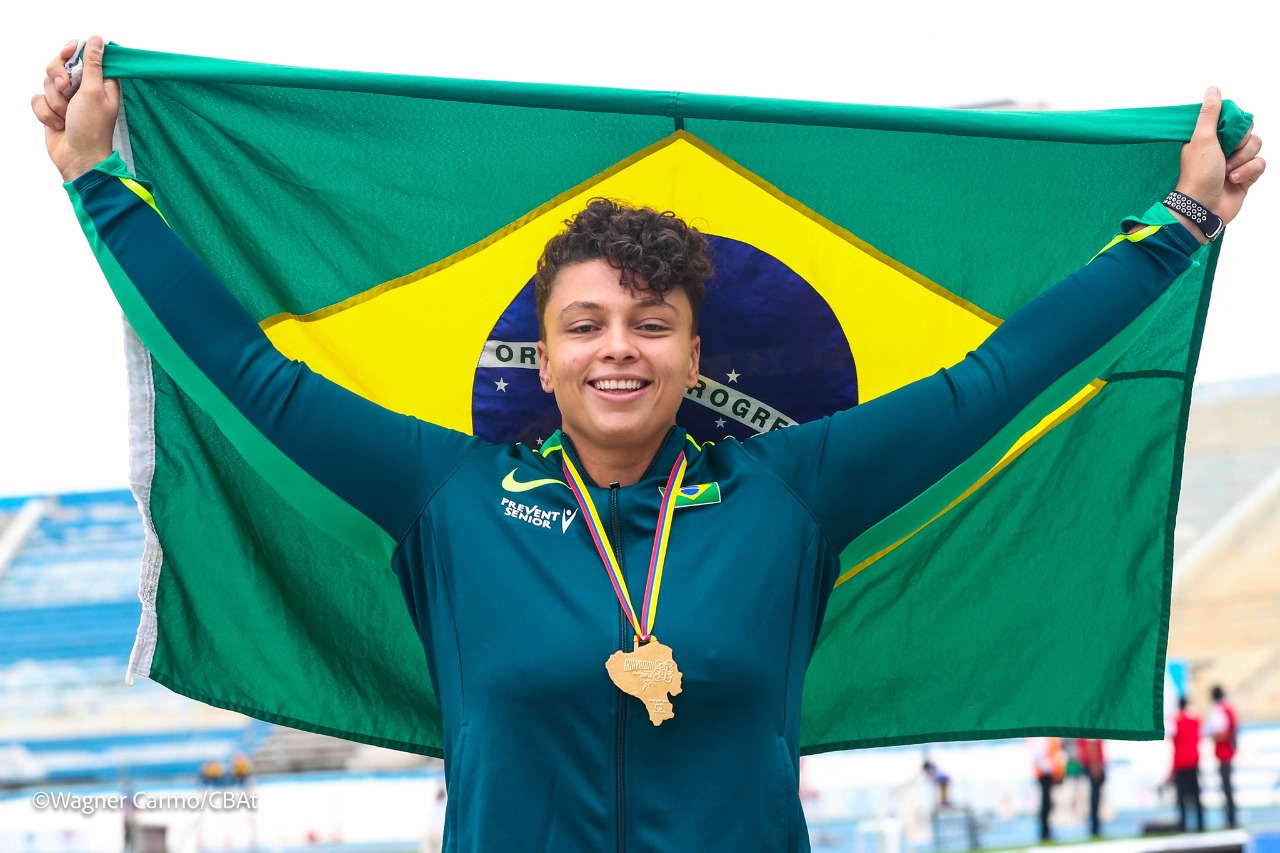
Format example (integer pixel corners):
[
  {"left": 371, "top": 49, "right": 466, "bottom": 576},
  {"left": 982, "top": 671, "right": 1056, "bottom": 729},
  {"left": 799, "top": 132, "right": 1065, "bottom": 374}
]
[
  {"left": 502, "top": 469, "right": 568, "bottom": 493},
  {"left": 561, "top": 508, "right": 578, "bottom": 533}
]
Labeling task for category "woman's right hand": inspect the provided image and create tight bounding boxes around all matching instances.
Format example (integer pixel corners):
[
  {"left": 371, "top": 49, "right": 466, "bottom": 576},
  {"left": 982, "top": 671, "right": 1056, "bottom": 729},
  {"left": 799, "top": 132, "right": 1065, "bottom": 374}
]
[
  {"left": 1173, "top": 87, "right": 1264, "bottom": 238},
  {"left": 31, "top": 36, "right": 120, "bottom": 182}
]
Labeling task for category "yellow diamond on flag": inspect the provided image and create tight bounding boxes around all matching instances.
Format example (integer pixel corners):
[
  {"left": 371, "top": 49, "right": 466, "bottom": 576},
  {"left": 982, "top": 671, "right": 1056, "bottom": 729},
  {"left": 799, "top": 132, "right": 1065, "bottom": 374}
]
[{"left": 263, "top": 131, "right": 1097, "bottom": 566}]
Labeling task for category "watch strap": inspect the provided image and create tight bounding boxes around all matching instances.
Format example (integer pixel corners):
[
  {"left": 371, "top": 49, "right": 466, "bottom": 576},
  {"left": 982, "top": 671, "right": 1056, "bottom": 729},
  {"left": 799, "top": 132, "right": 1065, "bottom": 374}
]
[{"left": 1162, "top": 191, "right": 1224, "bottom": 241}]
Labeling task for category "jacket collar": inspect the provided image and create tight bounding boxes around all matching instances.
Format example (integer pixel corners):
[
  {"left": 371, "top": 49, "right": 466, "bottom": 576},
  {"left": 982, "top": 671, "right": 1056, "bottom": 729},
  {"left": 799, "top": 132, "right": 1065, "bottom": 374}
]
[{"left": 541, "top": 426, "right": 693, "bottom": 488}]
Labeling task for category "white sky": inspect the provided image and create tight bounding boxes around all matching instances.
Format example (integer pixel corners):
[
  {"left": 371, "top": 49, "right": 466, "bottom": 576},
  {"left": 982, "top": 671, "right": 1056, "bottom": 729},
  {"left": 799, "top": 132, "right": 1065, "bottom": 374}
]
[{"left": 2, "top": 0, "right": 1275, "bottom": 498}]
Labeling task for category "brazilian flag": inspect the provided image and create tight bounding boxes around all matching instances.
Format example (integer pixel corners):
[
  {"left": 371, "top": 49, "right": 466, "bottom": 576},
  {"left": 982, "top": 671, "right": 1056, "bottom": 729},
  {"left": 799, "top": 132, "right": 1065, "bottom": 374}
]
[{"left": 103, "top": 44, "right": 1250, "bottom": 754}]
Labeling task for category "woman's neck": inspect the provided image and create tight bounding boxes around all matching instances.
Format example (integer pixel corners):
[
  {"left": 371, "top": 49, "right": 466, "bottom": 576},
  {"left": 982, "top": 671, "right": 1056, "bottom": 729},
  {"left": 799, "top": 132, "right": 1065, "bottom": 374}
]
[{"left": 566, "top": 429, "right": 672, "bottom": 487}]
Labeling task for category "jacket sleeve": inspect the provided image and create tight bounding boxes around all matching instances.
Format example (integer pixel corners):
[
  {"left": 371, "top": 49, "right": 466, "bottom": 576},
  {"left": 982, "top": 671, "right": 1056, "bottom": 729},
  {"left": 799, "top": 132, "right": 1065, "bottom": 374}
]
[
  {"left": 66, "top": 153, "right": 483, "bottom": 566},
  {"left": 741, "top": 207, "right": 1203, "bottom": 562}
]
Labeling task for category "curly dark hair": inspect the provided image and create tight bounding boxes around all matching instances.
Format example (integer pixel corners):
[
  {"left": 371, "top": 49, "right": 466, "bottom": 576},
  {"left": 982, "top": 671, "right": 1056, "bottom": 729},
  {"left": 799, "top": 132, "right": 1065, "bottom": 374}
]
[{"left": 535, "top": 198, "right": 713, "bottom": 336}]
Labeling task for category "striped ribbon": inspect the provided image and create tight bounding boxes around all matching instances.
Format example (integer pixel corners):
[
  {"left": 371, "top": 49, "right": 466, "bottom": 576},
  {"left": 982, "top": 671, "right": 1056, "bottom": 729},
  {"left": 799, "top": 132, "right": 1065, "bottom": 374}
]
[{"left": 560, "top": 450, "right": 687, "bottom": 643}]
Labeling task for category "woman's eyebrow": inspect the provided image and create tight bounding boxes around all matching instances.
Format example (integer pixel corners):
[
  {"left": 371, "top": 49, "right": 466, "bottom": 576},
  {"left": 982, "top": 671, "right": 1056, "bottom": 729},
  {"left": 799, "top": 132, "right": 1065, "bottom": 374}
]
[
  {"left": 558, "top": 300, "right": 602, "bottom": 316},
  {"left": 558, "top": 298, "right": 677, "bottom": 316}
]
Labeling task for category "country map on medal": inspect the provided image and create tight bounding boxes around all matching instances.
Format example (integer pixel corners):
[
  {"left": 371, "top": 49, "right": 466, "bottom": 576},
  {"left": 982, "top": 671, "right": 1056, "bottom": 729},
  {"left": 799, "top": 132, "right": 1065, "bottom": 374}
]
[
  {"left": 263, "top": 132, "right": 1097, "bottom": 577},
  {"left": 605, "top": 638, "right": 684, "bottom": 727}
]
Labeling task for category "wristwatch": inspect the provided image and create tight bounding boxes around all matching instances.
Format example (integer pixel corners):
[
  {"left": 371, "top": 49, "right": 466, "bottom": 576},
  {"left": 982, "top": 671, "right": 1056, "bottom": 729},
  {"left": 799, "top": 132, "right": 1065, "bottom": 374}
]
[{"left": 1162, "top": 191, "right": 1224, "bottom": 241}]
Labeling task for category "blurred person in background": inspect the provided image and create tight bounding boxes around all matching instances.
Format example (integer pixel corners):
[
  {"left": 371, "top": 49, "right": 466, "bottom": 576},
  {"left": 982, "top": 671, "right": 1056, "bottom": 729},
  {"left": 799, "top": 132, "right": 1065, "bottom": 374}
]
[
  {"left": 230, "top": 752, "right": 254, "bottom": 787},
  {"left": 199, "top": 758, "right": 225, "bottom": 787},
  {"left": 1203, "top": 685, "right": 1239, "bottom": 828},
  {"left": 1076, "top": 738, "right": 1106, "bottom": 837},
  {"left": 1030, "top": 737, "right": 1066, "bottom": 841},
  {"left": 923, "top": 760, "right": 951, "bottom": 811},
  {"left": 1170, "top": 697, "right": 1205, "bottom": 832}
]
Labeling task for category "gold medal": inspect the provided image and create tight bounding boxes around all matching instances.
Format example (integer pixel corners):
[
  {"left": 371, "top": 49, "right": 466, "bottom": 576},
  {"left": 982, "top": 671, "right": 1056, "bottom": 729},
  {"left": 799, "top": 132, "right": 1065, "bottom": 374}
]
[
  {"left": 561, "top": 448, "right": 688, "bottom": 726},
  {"left": 605, "top": 636, "right": 683, "bottom": 726}
]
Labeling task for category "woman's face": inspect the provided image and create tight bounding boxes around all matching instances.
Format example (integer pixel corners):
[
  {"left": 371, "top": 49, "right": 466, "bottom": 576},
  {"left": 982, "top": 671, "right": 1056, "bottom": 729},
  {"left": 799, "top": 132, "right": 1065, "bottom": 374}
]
[{"left": 537, "top": 259, "right": 700, "bottom": 460}]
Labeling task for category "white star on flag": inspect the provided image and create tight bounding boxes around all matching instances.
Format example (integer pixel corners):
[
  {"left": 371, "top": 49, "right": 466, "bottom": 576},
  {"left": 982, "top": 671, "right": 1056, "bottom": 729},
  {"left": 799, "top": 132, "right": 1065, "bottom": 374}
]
[
  {"left": 495, "top": 378, "right": 508, "bottom": 392},
  {"left": 726, "top": 370, "right": 740, "bottom": 383}
]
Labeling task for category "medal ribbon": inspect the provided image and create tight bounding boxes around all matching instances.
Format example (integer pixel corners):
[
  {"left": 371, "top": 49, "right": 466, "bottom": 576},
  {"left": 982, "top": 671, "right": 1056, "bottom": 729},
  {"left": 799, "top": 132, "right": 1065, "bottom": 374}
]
[{"left": 560, "top": 450, "right": 686, "bottom": 643}]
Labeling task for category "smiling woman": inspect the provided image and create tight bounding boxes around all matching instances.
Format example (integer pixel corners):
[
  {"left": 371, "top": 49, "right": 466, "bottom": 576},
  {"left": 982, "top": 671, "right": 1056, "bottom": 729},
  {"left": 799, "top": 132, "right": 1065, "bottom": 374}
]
[
  {"left": 30, "top": 35, "right": 1268, "bottom": 853},
  {"left": 537, "top": 259, "right": 702, "bottom": 486},
  {"left": 531, "top": 198, "right": 708, "bottom": 487}
]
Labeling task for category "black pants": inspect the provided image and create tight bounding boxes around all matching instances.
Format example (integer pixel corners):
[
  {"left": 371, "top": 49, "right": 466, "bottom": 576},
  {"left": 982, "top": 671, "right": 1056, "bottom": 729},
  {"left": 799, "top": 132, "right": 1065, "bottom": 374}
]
[
  {"left": 1174, "top": 768, "right": 1204, "bottom": 832},
  {"left": 1086, "top": 771, "right": 1105, "bottom": 836},
  {"left": 1219, "top": 760, "right": 1236, "bottom": 828},
  {"left": 1038, "top": 774, "right": 1054, "bottom": 841}
]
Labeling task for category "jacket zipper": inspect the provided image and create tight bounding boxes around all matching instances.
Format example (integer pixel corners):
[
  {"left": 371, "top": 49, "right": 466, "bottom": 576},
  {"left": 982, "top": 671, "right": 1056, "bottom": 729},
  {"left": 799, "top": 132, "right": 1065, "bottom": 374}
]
[{"left": 610, "top": 481, "right": 627, "bottom": 853}]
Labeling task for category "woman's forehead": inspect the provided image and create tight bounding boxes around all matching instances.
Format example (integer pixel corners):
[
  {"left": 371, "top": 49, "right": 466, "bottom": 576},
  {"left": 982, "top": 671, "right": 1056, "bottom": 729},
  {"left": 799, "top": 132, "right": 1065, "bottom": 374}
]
[{"left": 548, "top": 259, "right": 692, "bottom": 314}]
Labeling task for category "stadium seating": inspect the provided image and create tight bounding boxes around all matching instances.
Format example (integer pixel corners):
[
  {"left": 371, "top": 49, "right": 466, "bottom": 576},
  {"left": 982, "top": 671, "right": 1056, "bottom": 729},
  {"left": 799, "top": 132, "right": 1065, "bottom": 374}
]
[
  {"left": 1169, "top": 377, "right": 1280, "bottom": 725},
  {"left": 0, "top": 490, "right": 253, "bottom": 787}
]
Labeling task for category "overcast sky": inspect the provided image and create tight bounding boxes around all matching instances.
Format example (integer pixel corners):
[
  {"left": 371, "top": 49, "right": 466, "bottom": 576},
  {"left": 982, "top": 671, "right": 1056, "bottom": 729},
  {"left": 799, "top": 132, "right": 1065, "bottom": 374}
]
[{"left": 3, "top": 0, "right": 1274, "bottom": 498}]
